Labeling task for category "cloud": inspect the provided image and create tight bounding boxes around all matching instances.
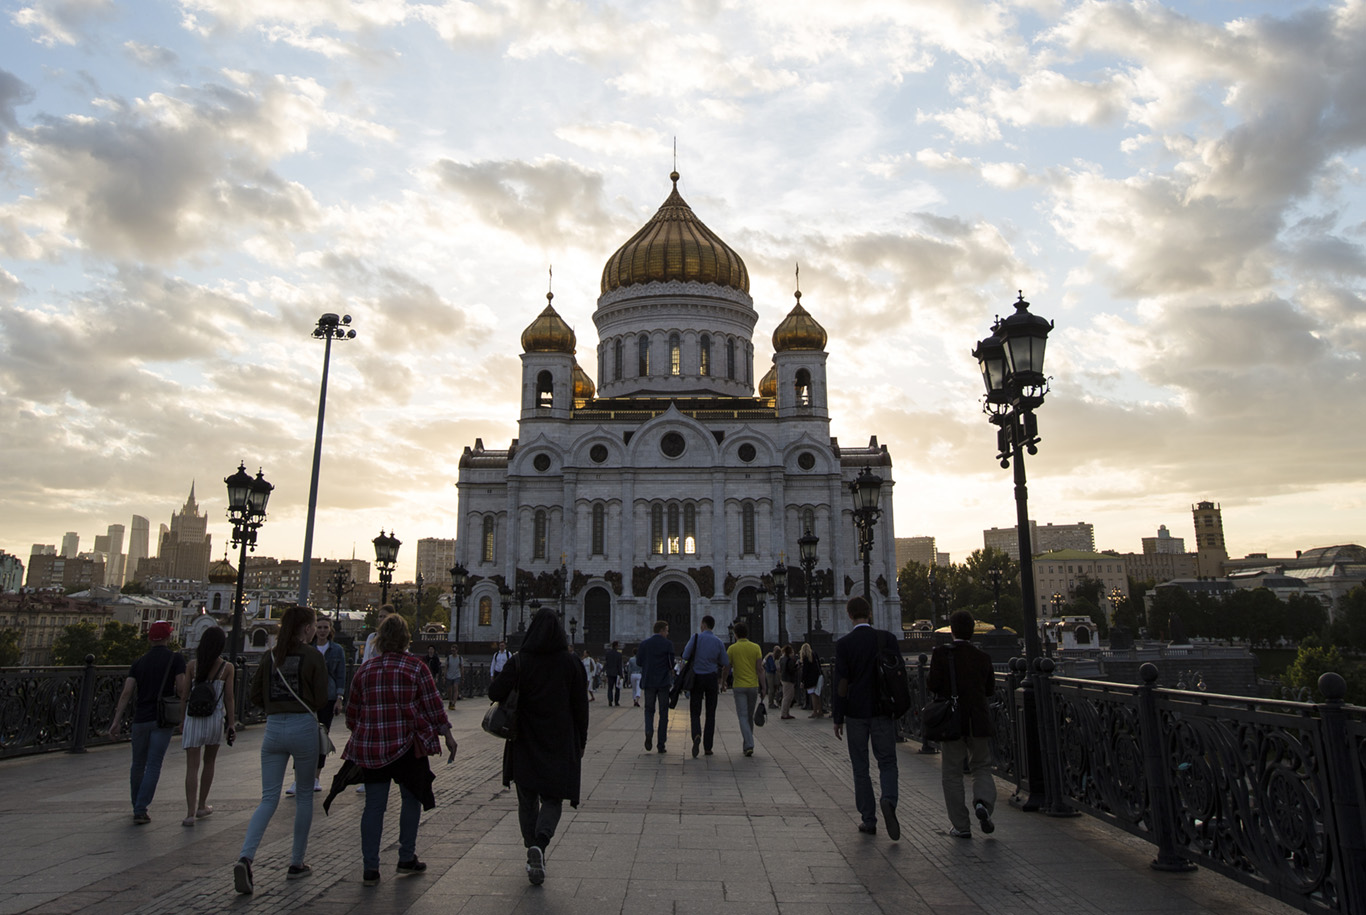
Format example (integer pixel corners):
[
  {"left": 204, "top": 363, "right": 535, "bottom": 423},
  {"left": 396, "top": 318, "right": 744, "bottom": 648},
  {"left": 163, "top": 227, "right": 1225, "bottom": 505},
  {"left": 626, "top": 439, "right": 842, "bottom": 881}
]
[
  {"left": 12, "top": 0, "right": 114, "bottom": 46},
  {"left": 0, "top": 70, "right": 35, "bottom": 146},
  {"left": 123, "top": 40, "right": 180, "bottom": 69}
]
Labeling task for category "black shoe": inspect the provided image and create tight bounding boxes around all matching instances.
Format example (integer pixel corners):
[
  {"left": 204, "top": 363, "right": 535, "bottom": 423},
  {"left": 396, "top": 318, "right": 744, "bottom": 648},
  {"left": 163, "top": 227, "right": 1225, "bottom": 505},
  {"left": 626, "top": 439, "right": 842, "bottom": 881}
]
[
  {"left": 658, "top": 746, "right": 667, "bottom": 754},
  {"left": 287, "top": 864, "right": 312, "bottom": 880},
  {"left": 880, "top": 798, "right": 901, "bottom": 841},
  {"left": 975, "top": 801, "right": 995, "bottom": 834},
  {"left": 692, "top": 735, "right": 701, "bottom": 758},
  {"left": 857, "top": 823, "right": 876, "bottom": 835},
  {"left": 363, "top": 869, "right": 381, "bottom": 886},
  {"left": 397, "top": 858, "right": 427, "bottom": 875},
  {"left": 132, "top": 813, "right": 150, "bottom": 825},
  {"left": 704, "top": 749, "right": 713, "bottom": 756},
  {"left": 526, "top": 846, "right": 545, "bottom": 886},
  {"left": 645, "top": 733, "right": 652, "bottom": 751},
  {"left": 234, "top": 858, "right": 254, "bottom": 894}
]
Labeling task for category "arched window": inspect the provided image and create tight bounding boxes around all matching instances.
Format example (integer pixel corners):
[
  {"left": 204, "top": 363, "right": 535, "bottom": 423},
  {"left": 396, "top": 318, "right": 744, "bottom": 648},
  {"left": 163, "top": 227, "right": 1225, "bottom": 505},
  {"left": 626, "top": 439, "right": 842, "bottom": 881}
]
[
  {"left": 794, "top": 368, "right": 811, "bottom": 406},
  {"left": 533, "top": 510, "right": 547, "bottom": 559},
  {"left": 742, "top": 502, "right": 756, "bottom": 555},
  {"left": 699, "top": 335, "right": 711, "bottom": 376},
  {"left": 613, "top": 339, "right": 623, "bottom": 381},
  {"left": 212, "top": 593, "right": 221, "bottom": 611},
  {"left": 638, "top": 334, "right": 650, "bottom": 376},
  {"left": 669, "top": 333, "right": 681, "bottom": 376},
  {"left": 592, "top": 503, "right": 605, "bottom": 556},
  {"left": 651, "top": 504, "right": 664, "bottom": 555},
  {"left": 802, "top": 508, "right": 815, "bottom": 537},
  {"left": 726, "top": 338, "right": 736, "bottom": 380},
  {"left": 683, "top": 503, "right": 696, "bottom": 554},
  {"left": 537, "top": 370, "right": 554, "bottom": 408},
  {"left": 482, "top": 516, "right": 496, "bottom": 563},
  {"left": 478, "top": 595, "right": 492, "bottom": 627},
  {"left": 668, "top": 503, "right": 680, "bottom": 554},
  {"left": 1076, "top": 627, "right": 1092, "bottom": 646}
]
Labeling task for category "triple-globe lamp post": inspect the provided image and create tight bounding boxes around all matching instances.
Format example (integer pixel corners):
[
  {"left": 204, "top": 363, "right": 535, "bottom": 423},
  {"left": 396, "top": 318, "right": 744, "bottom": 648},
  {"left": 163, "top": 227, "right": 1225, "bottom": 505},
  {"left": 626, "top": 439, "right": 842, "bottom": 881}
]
[
  {"left": 770, "top": 561, "right": 790, "bottom": 646},
  {"left": 372, "top": 530, "right": 400, "bottom": 605},
  {"left": 798, "top": 529, "right": 820, "bottom": 640},
  {"left": 849, "top": 466, "right": 884, "bottom": 605},
  {"left": 225, "top": 462, "right": 273, "bottom": 724}
]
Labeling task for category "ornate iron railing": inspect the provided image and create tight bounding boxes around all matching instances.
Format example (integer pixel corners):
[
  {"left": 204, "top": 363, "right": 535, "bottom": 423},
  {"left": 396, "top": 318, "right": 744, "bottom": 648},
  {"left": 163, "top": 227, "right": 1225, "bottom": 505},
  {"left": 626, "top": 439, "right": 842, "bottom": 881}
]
[{"left": 0, "top": 658, "right": 131, "bottom": 758}]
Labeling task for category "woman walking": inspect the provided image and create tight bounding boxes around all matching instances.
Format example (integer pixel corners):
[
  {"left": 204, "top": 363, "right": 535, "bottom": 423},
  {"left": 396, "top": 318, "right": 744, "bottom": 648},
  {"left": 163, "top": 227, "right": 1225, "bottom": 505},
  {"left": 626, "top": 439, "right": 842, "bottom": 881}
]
[
  {"left": 445, "top": 644, "right": 463, "bottom": 707},
  {"left": 801, "top": 643, "right": 825, "bottom": 718},
  {"left": 489, "top": 607, "right": 589, "bottom": 886},
  {"left": 180, "top": 626, "right": 235, "bottom": 826},
  {"left": 233, "top": 605, "right": 327, "bottom": 895},
  {"left": 779, "top": 645, "right": 799, "bottom": 719},
  {"left": 344, "top": 615, "right": 456, "bottom": 886}
]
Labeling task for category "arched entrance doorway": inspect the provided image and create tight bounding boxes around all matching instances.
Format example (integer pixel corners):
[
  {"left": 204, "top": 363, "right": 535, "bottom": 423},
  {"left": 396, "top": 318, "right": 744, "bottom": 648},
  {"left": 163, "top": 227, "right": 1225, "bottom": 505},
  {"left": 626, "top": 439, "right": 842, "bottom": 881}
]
[
  {"left": 584, "top": 586, "right": 611, "bottom": 651},
  {"left": 656, "top": 581, "right": 691, "bottom": 653},
  {"left": 736, "top": 585, "right": 763, "bottom": 645}
]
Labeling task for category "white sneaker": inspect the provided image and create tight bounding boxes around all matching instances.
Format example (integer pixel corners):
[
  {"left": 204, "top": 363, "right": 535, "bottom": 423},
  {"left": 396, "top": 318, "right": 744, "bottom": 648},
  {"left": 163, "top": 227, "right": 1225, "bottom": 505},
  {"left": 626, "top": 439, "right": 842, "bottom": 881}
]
[
  {"left": 313, "top": 779, "right": 322, "bottom": 792},
  {"left": 285, "top": 783, "right": 297, "bottom": 797},
  {"left": 525, "top": 846, "right": 545, "bottom": 885}
]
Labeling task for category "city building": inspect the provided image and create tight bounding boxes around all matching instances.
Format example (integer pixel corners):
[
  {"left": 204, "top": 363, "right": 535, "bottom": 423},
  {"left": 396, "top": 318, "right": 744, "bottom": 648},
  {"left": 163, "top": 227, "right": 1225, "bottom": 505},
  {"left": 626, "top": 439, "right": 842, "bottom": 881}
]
[
  {"left": 1192, "top": 500, "right": 1229, "bottom": 577},
  {"left": 126, "top": 515, "right": 149, "bottom": 587},
  {"left": 894, "top": 536, "right": 947, "bottom": 570},
  {"left": 24, "top": 552, "right": 106, "bottom": 591},
  {"left": 61, "top": 532, "right": 79, "bottom": 559},
  {"left": 1122, "top": 550, "right": 1198, "bottom": 586},
  {"left": 0, "top": 591, "right": 115, "bottom": 665},
  {"left": 0, "top": 551, "right": 23, "bottom": 592},
  {"left": 1032, "top": 549, "right": 1129, "bottom": 620},
  {"left": 1141, "top": 525, "right": 1185, "bottom": 554},
  {"left": 984, "top": 521, "right": 1094, "bottom": 560},
  {"left": 134, "top": 485, "right": 214, "bottom": 583},
  {"left": 452, "top": 171, "right": 898, "bottom": 651},
  {"left": 416, "top": 538, "right": 458, "bottom": 586}
]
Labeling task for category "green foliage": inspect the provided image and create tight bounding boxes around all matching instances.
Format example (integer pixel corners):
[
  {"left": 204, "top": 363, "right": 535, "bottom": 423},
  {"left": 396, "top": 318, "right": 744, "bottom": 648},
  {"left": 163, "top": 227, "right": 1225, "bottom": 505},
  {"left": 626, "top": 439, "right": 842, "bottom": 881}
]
[
  {"left": 1330, "top": 587, "right": 1366, "bottom": 652},
  {"left": 897, "top": 548, "right": 1022, "bottom": 633},
  {"left": 120, "top": 580, "right": 151, "bottom": 595},
  {"left": 100, "top": 621, "right": 147, "bottom": 666},
  {"left": 0, "top": 629, "right": 22, "bottom": 666},
  {"left": 51, "top": 621, "right": 103, "bottom": 666},
  {"left": 1282, "top": 640, "right": 1366, "bottom": 705}
]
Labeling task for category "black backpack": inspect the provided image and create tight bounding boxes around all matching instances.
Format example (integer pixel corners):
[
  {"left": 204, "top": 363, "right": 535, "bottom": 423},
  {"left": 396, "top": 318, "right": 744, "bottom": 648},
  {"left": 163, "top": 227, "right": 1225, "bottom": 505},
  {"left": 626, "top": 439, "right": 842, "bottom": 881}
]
[
  {"left": 874, "top": 631, "right": 912, "bottom": 718},
  {"left": 186, "top": 661, "right": 220, "bottom": 717}
]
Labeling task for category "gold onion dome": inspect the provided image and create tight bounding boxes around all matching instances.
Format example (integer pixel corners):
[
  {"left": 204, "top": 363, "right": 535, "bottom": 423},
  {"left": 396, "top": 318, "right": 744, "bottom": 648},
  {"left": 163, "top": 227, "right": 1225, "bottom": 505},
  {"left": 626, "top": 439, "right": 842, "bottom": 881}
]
[
  {"left": 521, "top": 293, "right": 576, "bottom": 353},
  {"left": 758, "top": 364, "right": 777, "bottom": 398},
  {"left": 772, "top": 292, "right": 827, "bottom": 351},
  {"left": 208, "top": 558, "right": 237, "bottom": 584},
  {"left": 600, "top": 171, "right": 750, "bottom": 295},
  {"left": 572, "top": 362, "right": 596, "bottom": 399}
]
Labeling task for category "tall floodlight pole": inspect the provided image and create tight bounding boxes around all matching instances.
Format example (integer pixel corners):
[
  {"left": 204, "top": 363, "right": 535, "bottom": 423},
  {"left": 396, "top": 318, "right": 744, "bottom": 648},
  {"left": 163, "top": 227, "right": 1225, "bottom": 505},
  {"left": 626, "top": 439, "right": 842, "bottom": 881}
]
[{"left": 298, "top": 313, "right": 356, "bottom": 605}]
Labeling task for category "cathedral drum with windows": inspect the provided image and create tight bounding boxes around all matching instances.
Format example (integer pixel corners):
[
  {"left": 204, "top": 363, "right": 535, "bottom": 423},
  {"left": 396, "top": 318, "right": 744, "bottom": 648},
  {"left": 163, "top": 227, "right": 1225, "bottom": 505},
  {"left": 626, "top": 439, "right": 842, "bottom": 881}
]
[{"left": 453, "top": 171, "right": 897, "bottom": 651}]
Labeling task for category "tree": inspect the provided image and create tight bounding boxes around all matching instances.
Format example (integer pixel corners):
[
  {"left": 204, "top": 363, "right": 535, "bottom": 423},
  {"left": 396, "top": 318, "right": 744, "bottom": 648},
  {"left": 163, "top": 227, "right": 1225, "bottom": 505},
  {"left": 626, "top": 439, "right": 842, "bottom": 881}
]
[
  {"left": 1282, "top": 639, "right": 1366, "bottom": 705},
  {"left": 100, "top": 621, "right": 147, "bottom": 666},
  {"left": 1070, "top": 574, "right": 1109, "bottom": 639},
  {"left": 120, "top": 580, "right": 151, "bottom": 595},
  {"left": 1283, "top": 593, "right": 1328, "bottom": 644},
  {"left": 51, "top": 621, "right": 102, "bottom": 666},
  {"left": 1149, "top": 585, "right": 1196, "bottom": 641},
  {"left": 897, "top": 561, "right": 934, "bottom": 625},
  {"left": 1330, "top": 587, "right": 1366, "bottom": 652},
  {"left": 0, "top": 629, "right": 22, "bottom": 666},
  {"left": 960, "top": 547, "right": 1022, "bottom": 630}
]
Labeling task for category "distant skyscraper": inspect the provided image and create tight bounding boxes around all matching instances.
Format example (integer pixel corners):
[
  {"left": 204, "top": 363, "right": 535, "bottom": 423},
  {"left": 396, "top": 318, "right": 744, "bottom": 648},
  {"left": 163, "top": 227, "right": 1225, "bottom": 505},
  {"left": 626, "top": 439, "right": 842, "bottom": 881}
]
[
  {"left": 104, "top": 523, "right": 126, "bottom": 586},
  {"left": 894, "top": 536, "right": 939, "bottom": 570},
  {"left": 138, "top": 484, "right": 214, "bottom": 582},
  {"left": 1142, "top": 525, "right": 1185, "bottom": 555},
  {"left": 0, "top": 551, "right": 23, "bottom": 591},
  {"left": 984, "top": 521, "right": 1093, "bottom": 559},
  {"left": 1192, "top": 501, "right": 1228, "bottom": 577},
  {"left": 416, "top": 538, "right": 457, "bottom": 586},
  {"left": 61, "top": 532, "right": 79, "bottom": 558},
  {"left": 126, "top": 515, "right": 149, "bottom": 584},
  {"left": 30, "top": 544, "right": 56, "bottom": 557}
]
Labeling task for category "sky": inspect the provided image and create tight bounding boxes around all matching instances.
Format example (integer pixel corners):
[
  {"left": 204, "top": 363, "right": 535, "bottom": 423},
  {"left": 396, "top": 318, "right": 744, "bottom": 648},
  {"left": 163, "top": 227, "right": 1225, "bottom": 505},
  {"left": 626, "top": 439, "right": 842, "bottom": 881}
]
[{"left": 2, "top": 0, "right": 1364, "bottom": 583}]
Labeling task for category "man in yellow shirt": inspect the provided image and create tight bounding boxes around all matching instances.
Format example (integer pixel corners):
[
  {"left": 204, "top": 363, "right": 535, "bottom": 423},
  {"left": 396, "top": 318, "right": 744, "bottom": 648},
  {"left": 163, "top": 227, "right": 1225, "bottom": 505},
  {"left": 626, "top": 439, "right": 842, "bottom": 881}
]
[{"left": 725, "top": 622, "right": 768, "bottom": 757}]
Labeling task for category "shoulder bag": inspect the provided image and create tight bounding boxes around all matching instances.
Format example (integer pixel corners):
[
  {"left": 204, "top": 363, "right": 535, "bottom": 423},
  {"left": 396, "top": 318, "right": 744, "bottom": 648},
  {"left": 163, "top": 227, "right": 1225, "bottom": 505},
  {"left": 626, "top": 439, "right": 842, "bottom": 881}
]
[
  {"left": 482, "top": 654, "right": 519, "bottom": 740},
  {"left": 155, "top": 652, "right": 184, "bottom": 727},
  {"left": 668, "top": 637, "right": 697, "bottom": 709},
  {"left": 921, "top": 646, "right": 962, "bottom": 742},
  {"left": 273, "top": 653, "right": 335, "bottom": 757}
]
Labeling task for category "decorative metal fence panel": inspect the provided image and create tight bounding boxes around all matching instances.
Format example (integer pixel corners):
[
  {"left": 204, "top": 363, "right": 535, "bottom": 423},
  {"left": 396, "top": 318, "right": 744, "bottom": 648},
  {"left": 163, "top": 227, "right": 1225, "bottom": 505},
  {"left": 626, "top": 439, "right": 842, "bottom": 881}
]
[{"left": 0, "top": 664, "right": 130, "bottom": 758}]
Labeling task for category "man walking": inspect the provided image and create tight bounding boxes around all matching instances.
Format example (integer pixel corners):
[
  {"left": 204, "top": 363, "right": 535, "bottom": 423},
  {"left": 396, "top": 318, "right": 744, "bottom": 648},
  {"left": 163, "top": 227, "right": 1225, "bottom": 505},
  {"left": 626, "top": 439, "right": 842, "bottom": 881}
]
[
  {"left": 832, "top": 596, "right": 903, "bottom": 840},
  {"left": 682, "top": 616, "right": 728, "bottom": 758},
  {"left": 930, "top": 610, "right": 997, "bottom": 838},
  {"left": 725, "top": 621, "right": 767, "bottom": 757},
  {"left": 603, "top": 641, "right": 624, "bottom": 706},
  {"left": 491, "top": 640, "right": 512, "bottom": 677},
  {"left": 108, "top": 620, "right": 187, "bottom": 824},
  {"left": 635, "top": 621, "right": 674, "bottom": 753}
]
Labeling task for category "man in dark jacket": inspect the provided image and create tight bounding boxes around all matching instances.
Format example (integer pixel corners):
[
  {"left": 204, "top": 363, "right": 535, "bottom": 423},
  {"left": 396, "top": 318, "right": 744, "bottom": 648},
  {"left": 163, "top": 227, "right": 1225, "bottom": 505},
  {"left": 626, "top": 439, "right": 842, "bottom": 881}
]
[
  {"left": 603, "top": 641, "right": 624, "bottom": 706},
  {"left": 635, "top": 620, "right": 674, "bottom": 753},
  {"left": 928, "top": 609, "right": 997, "bottom": 838},
  {"left": 832, "top": 597, "right": 903, "bottom": 840}
]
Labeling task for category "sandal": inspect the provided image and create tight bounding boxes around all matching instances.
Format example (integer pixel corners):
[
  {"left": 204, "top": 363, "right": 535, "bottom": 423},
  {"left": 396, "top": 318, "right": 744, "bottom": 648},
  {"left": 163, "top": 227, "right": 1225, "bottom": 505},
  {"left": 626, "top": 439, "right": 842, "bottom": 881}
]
[
  {"left": 195, "top": 806, "right": 214, "bottom": 818},
  {"left": 182, "top": 817, "right": 196, "bottom": 827}
]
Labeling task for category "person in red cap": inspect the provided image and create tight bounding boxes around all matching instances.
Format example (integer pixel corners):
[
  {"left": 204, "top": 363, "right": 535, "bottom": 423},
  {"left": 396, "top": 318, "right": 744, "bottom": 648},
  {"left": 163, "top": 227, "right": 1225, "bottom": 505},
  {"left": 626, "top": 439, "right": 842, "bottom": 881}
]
[{"left": 109, "top": 620, "right": 187, "bottom": 824}]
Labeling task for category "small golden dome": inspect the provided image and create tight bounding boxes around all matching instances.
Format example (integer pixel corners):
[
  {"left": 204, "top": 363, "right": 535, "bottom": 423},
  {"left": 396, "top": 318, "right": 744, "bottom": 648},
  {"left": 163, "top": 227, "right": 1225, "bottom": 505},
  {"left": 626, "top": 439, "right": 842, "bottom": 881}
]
[
  {"left": 600, "top": 172, "right": 749, "bottom": 295},
  {"left": 772, "top": 292, "right": 827, "bottom": 352},
  {"left": 208, "top": 558, "right": 237, "bottom": 584},
  {"left": 572, "top": 362, "right": 596, "bottom": 399},
  {"left": 758, "top": 364, "right": 777, "bottom": 398},
  {"left": 521, "top": 293, "right": 576, "bottom": 353}
]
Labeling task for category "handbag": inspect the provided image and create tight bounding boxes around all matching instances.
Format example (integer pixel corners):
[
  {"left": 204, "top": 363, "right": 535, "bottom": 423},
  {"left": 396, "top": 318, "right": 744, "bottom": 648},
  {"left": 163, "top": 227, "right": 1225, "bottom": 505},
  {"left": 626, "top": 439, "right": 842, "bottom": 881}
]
[
  {"left": 922, "top": 647, "right": 961, "bottom": 742},
  {"left": 668, "top": 639, "right": 697, "bottom": 709},
  {"left": 155, "top": 651, "right": 183, "bottom": 727},
  {"left": 753, "top": 700, "right": 767, "bottom": 727},
  {"left": 272, "top": 655, "right": 335, "bottom": 757},
  {"left": 482, "top": 654, "right": 519, "bottom": 740}
]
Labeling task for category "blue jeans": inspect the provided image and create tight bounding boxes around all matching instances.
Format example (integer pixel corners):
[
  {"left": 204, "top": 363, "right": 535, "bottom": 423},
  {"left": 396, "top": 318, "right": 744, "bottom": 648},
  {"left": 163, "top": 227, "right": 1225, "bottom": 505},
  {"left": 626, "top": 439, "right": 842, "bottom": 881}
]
[
  {"left": 643, "top": 687, "right": 669, "bottom": 748},
  {"left": 361, "top": 779, "right": 420, "bottom": 870},
  {"left": 844, "top": 716, "right": 898, "bottom": 826},
  {"left": 129, "top": 721, "right": 174, "bottom": 815},
  {"left": 239, "top": 712, "right": 317, "bottom": 867},
  {"left": 732, "top": 687, "right": 759, "bottom": 752}
]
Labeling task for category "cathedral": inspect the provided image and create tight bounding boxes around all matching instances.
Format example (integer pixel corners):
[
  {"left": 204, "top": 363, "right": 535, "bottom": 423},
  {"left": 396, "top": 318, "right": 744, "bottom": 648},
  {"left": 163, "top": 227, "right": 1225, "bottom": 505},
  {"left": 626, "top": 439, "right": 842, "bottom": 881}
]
[{"left": 452, "top": 172, "right": 897, "bottom": 651}]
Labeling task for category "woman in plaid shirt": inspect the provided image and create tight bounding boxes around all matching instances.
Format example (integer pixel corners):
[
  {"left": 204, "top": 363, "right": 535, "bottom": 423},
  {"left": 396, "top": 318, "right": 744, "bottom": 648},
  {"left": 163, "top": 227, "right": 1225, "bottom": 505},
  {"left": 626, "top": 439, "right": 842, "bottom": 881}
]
[{"left": 344, "top": 615, "right": 457, "bottom": 887}]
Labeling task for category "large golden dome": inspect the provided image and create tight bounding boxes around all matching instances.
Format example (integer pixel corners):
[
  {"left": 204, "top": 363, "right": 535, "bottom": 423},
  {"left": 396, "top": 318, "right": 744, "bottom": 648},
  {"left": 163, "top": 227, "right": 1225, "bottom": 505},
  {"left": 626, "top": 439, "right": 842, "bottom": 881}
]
[
  {"left": 758, "top": 364, "right": 777, "bottom": 398},
  {"left": 772, "top": 293, "right": 827, "bottom": 351},
  {"left": 521, "top": 294, "right": 576, "bottom": 353},
  {"left": 600, "top": 172, "right": 749, "bottom": 295},
  {"left": 572, "top": 362, "right": 596, "bottom": 399},
  {"left": 208, "top": 558, "right": 237, "bottom": 585}
]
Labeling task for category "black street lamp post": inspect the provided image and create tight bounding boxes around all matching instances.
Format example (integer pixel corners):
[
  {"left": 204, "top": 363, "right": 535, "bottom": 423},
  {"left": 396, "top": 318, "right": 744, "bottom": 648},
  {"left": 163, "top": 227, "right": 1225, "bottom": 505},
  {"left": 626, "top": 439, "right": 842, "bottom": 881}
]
[
  {"left": 372, "top": 530, "right": 400, "bottom": 605},
  {"left": 327, "top": 564, "right": 354, "bottom": 615},
  {"left": 225, "top": 462, "right": 272, "bottom": 727},
  {"left": 449, "top": 563, "right": 468, "bottom": 645},
  {"left": 515, "top": 582, "right": 530, "bottom": 633},
  {"left": 754, "top": 586, "right": 767, "bottom": 644},
  {"left": 798, "top": 529, "right": 819, "bottom": 640},
  {"left": 555, "top": 558, "right": 569, "bottom": 636},
  {"left": 414, "top": 573, "right": 426, "bottom": 636},
  {"left": 298, "top": 313, "right": 356, "bottom": 605},
  {"left": 499, "top": 585, "right": 513, "bottom": 641},
  {"left": 927, "top": 564, "right": 941, "bottom": 629},
  {"left": 770, "top": 562, "right": 789, "bottom": 646},
  {"left": 849, "top": 466, "right": 884, "bottom": 603},
  {"left": 569, "top": 617, "right": 578, "bottom": 648},
  {"left": 989, "top": 567, "right": 1004, "bottom": 629}
]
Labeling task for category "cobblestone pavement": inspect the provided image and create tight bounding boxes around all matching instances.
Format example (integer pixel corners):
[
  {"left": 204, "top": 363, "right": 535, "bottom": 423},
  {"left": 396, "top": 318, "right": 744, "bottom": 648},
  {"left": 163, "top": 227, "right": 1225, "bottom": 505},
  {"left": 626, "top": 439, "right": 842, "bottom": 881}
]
[{"left": 0, "top": 696, "right": 1302, "bottom": 915}]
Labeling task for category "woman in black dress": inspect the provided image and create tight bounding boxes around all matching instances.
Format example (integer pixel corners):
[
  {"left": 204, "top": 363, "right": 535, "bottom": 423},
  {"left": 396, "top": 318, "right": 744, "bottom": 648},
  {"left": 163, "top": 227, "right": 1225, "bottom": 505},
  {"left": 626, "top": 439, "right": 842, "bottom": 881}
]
[{"left": 488, "top": 606, "right": 589, "bottom": 886}]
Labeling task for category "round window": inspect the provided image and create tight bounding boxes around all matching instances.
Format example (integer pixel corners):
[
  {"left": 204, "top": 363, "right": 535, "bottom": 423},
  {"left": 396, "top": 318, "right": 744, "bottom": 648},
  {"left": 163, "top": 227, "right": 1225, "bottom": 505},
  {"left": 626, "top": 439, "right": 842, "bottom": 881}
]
[
  {"left": 797, "top": 451, "right": 815, "bottom": 470},
  {"left": 660, "top": 432, "right": 686, "bottom": 458},
  {"left": 590, "top": 444, "right": 608, "bottom": 464},
  {"left": 738, "top": 443, "right": 756, "bottom": 463},
  {"left": 533, "top": 454, "right": 551, "bottom": 472}
]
